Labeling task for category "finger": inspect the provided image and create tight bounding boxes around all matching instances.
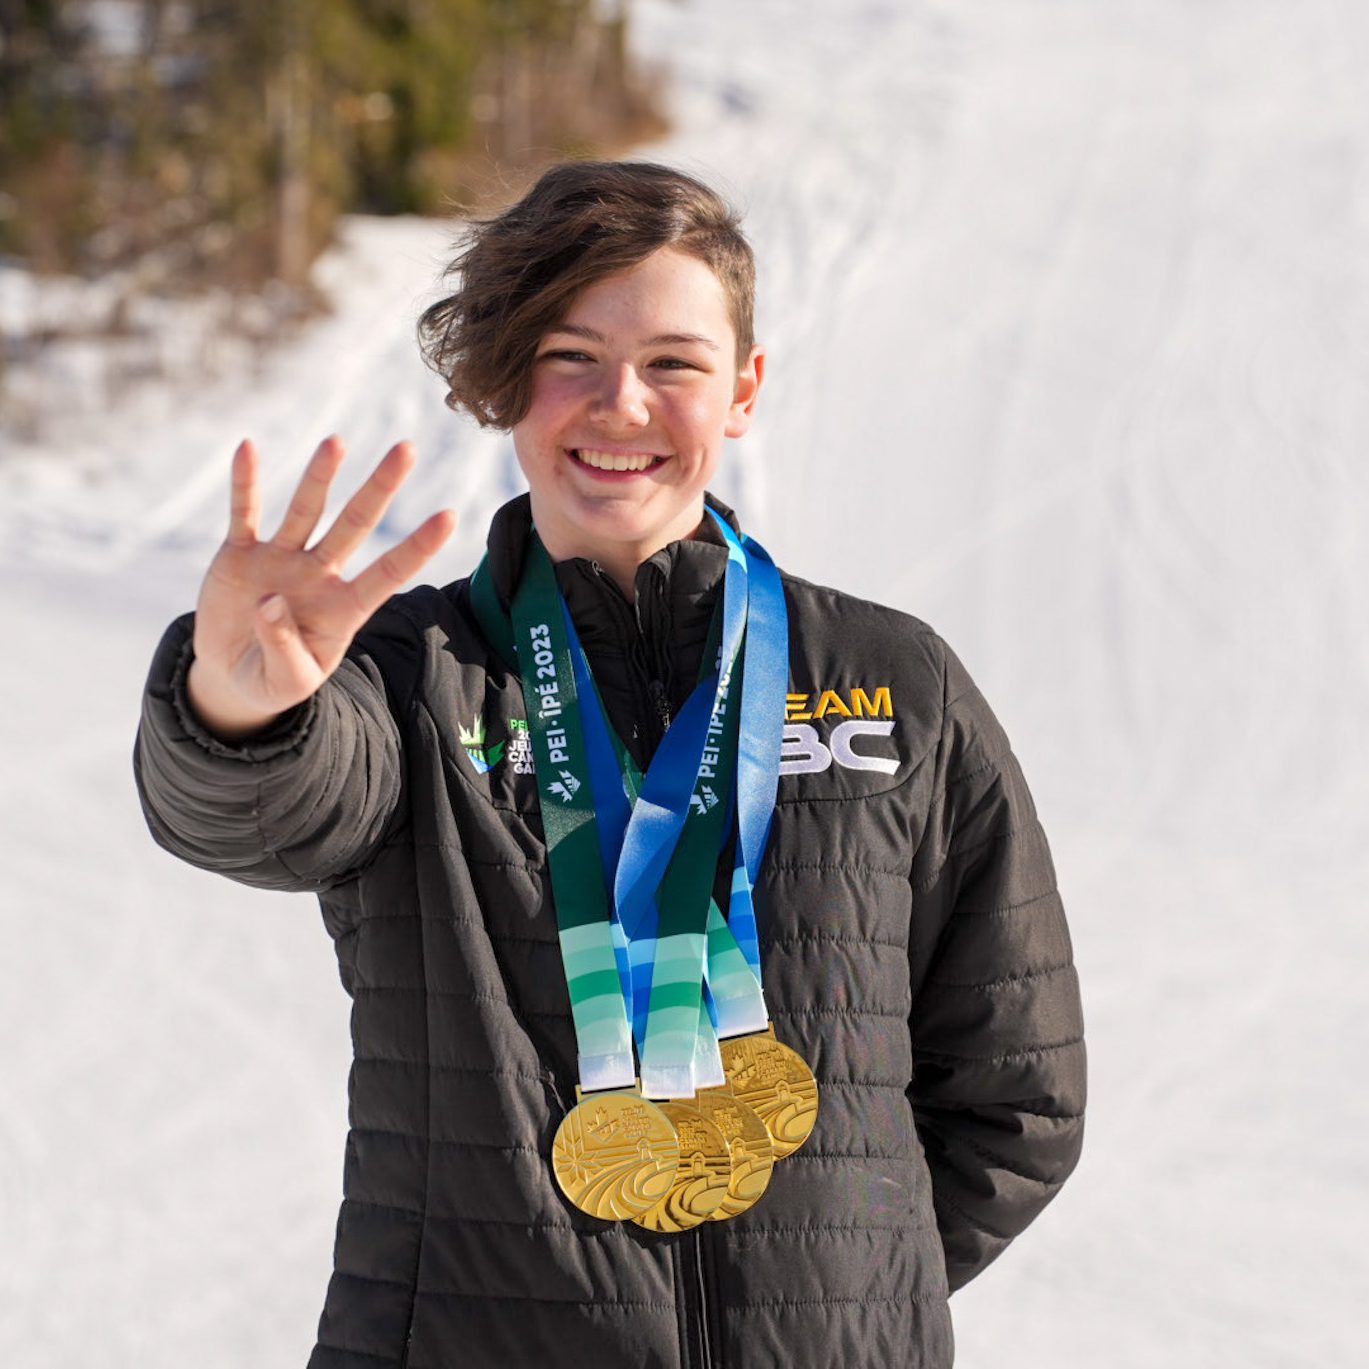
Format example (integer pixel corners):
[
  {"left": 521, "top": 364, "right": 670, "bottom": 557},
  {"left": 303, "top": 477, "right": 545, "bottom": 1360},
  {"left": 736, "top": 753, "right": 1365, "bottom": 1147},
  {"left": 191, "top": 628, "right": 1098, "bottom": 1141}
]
[
  {"left": 227, "top": 439, "right": 260, "bottom": 545},
  {"left": 348, "top": 509, "right": 457, "bottom": 621},
  {"left": 309, "top": 440, "right": 417, "bottom": 568},
  {"left": 271, "top": 436, "right": 346, "bottom": 550},
  {"left": 254, "top": 593, "right": 322, "bottom": 693}
]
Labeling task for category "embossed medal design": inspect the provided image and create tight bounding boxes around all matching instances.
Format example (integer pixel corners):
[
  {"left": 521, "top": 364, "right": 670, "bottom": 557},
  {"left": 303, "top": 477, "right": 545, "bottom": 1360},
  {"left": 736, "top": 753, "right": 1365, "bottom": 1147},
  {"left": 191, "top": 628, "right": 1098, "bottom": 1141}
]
[
  {"left": 691, "top": 1087, "right": 775, "bottom": 1221},
  {"left": 720, "top": 1026, "right": 820, "bottom": 1159},
  {"left": 552, "top": 1091, "right": 680, "bottom": 1220},
  {"left": 631, "top": 1100, "right": 733, "bottom": 1233}
]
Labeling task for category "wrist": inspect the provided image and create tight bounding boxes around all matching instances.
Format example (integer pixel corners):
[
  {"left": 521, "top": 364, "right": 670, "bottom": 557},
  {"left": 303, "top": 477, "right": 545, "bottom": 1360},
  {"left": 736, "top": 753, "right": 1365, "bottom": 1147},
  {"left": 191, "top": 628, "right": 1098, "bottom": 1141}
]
[{"left": 186, "top": 658, "right": 284, "bottom": 742}]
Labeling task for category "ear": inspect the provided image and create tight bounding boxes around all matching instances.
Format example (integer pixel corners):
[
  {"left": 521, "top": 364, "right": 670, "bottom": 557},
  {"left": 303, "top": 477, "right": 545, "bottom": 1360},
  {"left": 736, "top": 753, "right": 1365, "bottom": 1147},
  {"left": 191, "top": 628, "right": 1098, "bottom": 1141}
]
[{"left": 725, "top": 345, "right": 766, "bottom": 439}]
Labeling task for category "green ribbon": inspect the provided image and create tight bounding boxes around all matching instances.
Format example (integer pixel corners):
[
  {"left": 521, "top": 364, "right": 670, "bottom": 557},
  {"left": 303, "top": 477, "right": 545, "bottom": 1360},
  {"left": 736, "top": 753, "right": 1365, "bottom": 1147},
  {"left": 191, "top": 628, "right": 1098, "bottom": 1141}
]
[{"left": 509, "top": 538, "right": 636, "bottom": 1092}]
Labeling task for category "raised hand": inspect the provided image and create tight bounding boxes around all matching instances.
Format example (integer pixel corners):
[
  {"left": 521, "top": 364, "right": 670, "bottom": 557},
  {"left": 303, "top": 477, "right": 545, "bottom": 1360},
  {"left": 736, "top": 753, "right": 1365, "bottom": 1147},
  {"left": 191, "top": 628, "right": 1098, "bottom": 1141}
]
[{"left": 186, "top": 436, "right": 456, "bottom": 740}]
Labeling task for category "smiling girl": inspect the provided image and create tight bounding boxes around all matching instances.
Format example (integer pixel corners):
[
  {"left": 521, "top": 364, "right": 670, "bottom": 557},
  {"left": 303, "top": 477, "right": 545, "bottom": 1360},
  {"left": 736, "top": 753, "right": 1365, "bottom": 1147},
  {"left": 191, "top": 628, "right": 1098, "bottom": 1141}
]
[{"left": 135, "top": 161, "right": 1085, "bottom": 1369}]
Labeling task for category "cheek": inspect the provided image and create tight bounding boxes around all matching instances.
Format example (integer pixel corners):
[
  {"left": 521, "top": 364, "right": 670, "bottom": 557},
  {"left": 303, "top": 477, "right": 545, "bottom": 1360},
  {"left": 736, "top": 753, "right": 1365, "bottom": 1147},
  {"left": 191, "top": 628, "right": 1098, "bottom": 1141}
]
[
  {"left": 522, "top": 373, "right": 587, "bottom": 431},
  {"left": 511, "top": 410, "right": 560, "bottom": 475},
  {"left": 669, "top": 388, "right": 733, "bottom": 443}
]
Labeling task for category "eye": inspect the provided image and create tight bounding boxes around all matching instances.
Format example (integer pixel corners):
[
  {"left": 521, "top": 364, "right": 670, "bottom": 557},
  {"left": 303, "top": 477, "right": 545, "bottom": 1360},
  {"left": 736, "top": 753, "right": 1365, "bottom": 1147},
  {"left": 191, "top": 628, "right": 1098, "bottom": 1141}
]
[
  {"left": 538, "top": 348, "right": 593, "bottom": 363},
  {"left": 650, "top": 357, "right": 700, "bottom": 371}
]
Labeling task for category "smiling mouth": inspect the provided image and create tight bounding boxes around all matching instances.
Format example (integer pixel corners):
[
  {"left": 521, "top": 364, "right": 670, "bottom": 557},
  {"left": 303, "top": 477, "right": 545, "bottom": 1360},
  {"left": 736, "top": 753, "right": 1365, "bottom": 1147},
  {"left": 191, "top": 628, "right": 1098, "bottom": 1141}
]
[{"left": 570, "top": 448, "right": 668, "bottom": 473}]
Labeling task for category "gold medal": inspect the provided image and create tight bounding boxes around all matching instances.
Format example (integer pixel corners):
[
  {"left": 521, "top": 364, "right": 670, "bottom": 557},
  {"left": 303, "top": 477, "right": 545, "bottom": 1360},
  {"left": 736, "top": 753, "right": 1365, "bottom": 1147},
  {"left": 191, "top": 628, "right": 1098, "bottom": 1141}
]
[
  {"left": 719, "top": 1025, "right": 820, "bottom": 1159},
  {"left": 691, "top": 1087, "right": 775, "bottom": 1221},
  {"left": 552, "top": 1088, "right": 680, "bottom": 1221},
  {"left": 631, "top": 1100, "right": 733, "bottom": 1233}
]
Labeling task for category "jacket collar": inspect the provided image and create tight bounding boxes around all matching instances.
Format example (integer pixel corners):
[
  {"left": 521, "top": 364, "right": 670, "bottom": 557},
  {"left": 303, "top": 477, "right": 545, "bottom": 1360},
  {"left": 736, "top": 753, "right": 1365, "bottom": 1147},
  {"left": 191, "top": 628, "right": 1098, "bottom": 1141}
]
[
  {"left": 481, "top": 492, "right": 742, "bottom": 767},
  {"left": 482, "top": 490, "right": 742, "bottom": 611}
]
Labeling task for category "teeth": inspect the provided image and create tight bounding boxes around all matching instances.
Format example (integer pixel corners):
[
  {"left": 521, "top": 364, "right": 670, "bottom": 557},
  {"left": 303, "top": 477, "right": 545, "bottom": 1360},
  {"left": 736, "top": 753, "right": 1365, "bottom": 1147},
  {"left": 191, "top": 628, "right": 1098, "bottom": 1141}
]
[{"left": 576, "top": 449, "right": 659, "bottom": 472}]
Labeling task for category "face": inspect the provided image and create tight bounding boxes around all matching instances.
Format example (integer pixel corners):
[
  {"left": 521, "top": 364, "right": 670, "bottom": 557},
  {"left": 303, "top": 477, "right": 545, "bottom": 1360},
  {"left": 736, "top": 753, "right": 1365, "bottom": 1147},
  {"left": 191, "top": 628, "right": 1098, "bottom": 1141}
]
[{"left": 511, "top": 246, "right": 764, "bottom": 575}]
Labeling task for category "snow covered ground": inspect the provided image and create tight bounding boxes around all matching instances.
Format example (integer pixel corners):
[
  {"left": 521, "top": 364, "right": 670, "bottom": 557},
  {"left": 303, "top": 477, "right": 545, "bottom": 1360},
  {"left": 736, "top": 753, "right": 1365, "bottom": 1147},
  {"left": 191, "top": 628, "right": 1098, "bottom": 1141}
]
[{"left": 4, "top": 0, "right": 1368, "bottom": 1363}]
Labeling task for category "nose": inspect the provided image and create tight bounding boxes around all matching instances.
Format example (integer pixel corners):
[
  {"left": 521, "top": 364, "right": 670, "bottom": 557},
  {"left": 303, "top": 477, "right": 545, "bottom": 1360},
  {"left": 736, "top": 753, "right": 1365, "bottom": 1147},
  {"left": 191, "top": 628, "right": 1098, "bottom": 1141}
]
[{"left": 588, "top": 361, "right": 651, "bottom": 428}]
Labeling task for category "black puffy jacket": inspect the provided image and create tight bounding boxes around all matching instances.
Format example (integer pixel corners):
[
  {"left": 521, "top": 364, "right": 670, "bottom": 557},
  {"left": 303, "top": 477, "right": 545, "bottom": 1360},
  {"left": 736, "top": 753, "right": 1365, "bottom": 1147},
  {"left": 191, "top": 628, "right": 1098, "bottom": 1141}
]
[{"left": 134, "top": 493, "right": 1085, "bottom": 1369}]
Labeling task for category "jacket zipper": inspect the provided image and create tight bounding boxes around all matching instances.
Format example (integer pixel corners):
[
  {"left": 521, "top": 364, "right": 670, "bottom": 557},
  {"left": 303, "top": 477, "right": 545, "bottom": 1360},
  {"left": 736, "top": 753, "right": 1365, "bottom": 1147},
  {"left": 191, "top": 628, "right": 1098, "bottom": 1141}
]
[
  {"left": 587, "top": 561, "right": 673, "bottom": 757},
  {"left": 700, "top": 1224, "right": 727, "bottom": 1369},
  {"left": 677, "top": 1229, "right": 713, "bottom": 1369}
]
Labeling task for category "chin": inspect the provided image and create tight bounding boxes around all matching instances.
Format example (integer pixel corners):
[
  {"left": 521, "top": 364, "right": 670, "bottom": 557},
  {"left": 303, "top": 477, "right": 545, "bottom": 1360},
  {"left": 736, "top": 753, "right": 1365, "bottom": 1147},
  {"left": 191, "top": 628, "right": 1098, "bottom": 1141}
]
[{"left": 571, "top": 488, "right": 699, "bottom": 534}]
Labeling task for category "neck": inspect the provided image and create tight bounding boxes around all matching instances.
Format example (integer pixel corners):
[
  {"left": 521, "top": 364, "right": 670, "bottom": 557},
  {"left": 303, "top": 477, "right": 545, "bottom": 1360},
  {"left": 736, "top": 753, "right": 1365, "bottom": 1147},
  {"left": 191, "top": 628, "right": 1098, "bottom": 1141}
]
[
  {"left": 529, "top": 497, "right": 707, "bottom": 601},
  {"left": 586, "top": 548, "right": 650, "bottom": 601}
]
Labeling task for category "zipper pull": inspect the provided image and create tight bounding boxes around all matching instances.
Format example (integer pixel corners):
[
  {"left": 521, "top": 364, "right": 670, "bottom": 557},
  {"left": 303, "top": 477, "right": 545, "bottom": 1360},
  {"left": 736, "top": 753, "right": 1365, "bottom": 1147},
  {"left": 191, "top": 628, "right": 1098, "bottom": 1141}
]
[{"left": 648, "top": 677, "right": 671, "bottom": 732}]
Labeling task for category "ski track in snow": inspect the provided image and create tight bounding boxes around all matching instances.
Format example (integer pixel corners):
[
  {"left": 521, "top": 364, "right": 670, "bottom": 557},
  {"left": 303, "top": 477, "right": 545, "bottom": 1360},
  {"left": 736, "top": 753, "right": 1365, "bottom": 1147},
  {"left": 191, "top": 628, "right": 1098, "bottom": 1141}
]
[{"left": 3, "top": 1, "right": 1368, "bottom": 1364}]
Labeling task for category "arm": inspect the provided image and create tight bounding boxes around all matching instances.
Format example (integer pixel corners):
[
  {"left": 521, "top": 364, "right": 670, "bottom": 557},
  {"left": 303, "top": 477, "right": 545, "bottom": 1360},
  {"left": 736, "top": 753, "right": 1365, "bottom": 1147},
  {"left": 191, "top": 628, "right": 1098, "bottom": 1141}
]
[
  {"left": 908, "top": 638, "right": 1086, "bottom": 1292},
  {"left": 133, "top": 600, "right": 418, "bottom": 893},
  {"left": 131, "top": 437, "right": 454, "bottom": 893}
]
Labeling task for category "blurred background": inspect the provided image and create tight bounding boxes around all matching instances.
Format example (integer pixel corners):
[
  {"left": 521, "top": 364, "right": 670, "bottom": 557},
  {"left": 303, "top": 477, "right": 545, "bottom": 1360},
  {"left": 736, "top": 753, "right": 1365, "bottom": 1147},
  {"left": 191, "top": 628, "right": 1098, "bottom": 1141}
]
[{"left": 2, "top": 1, "right": 1367, "bottom": 1365}]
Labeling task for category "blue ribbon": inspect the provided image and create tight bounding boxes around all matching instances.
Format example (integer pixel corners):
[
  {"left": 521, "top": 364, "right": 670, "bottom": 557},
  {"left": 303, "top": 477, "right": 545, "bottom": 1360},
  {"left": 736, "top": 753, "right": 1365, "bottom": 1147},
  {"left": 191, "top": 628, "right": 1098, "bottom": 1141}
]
[{"left": 713, "top": 516, "right": 789, "bottom": 979}]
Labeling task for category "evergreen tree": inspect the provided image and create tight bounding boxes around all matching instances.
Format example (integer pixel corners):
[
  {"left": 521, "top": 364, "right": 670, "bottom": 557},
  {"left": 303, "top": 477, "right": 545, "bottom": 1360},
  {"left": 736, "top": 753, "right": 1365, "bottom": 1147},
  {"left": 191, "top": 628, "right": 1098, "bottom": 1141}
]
[{"left": 0, "top": 0, "right": 661, "bottom": 289}]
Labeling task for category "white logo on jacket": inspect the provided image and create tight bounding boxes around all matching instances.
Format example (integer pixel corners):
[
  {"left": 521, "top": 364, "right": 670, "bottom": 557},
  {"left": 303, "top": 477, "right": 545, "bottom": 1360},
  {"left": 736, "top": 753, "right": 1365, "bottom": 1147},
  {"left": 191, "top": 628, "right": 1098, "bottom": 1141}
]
[{"left": 779, "top": 721, "right": 898, "bottom": 775}]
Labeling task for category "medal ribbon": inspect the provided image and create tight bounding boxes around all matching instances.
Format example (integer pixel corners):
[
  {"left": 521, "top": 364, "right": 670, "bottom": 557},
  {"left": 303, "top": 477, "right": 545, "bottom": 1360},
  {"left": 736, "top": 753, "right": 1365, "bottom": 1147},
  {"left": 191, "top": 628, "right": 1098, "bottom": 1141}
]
[
  {"left": 494, "top": 510, "right": 789, "bottom": 1098},
  {"left": 509, "top": 541, "right": 635, "bottom": 1092},
  {"left": 711, "top": 515, "right": 789, "bottom": 990},
  {"left": 566, "top": 606, "right": 734, "bottom": 1090},
  {"left": 606, "top": 525, "right": 747, "bottom": 1097},
  {"left": 562, "top": 511, "right": 787, "bottom": 1044},
  {"left": 513, "top": 531, "right": 743, "bottom": 1097}
]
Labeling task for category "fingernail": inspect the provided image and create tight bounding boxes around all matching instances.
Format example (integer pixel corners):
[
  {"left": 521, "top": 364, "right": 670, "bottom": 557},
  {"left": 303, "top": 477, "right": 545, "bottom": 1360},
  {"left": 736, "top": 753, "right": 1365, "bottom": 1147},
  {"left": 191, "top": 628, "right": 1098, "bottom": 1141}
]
[{"left": 260, "top": 595, "right": 285, "bottom": 622}]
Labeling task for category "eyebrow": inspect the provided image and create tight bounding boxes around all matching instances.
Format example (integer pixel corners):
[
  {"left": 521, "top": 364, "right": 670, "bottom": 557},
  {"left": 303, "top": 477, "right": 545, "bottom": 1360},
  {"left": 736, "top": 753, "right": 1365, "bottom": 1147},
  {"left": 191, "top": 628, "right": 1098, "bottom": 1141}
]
[{"left": 545, "top": 324, "right": 721, "bottom": 352}]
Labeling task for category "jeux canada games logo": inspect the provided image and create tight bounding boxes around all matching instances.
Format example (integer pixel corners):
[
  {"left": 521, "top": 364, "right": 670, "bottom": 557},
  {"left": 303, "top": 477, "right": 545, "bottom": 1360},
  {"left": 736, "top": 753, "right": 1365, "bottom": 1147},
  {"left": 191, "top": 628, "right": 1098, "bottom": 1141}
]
[
  {"left": 459, "top": 716, "right": 536, "bottom": 776},
  {"left": 458, "top": 716, "right": 505, "bottom": 774}
]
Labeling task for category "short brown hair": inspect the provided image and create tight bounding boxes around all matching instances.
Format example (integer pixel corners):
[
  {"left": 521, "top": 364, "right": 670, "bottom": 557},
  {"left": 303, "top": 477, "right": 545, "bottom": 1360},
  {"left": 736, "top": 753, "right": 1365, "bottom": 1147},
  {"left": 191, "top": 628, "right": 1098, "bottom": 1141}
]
[{"left": 417, "top": 161, "right": 756, "bottom": 429}]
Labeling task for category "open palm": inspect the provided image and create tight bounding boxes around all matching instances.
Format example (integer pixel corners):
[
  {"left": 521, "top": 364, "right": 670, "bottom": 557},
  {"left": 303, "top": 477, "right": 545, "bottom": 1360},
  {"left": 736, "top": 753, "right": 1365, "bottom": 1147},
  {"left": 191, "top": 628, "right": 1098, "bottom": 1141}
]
[{"left": 188, "top": 436, "right": 456, "bottom": 739}]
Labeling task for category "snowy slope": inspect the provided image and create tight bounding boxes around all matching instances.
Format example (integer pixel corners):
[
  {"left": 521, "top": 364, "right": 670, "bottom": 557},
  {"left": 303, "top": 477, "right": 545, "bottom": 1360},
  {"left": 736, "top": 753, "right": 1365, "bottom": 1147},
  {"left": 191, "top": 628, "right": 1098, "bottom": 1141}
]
[{"left": 4, "top": 1, "right": 1368, "bottom": 1365}]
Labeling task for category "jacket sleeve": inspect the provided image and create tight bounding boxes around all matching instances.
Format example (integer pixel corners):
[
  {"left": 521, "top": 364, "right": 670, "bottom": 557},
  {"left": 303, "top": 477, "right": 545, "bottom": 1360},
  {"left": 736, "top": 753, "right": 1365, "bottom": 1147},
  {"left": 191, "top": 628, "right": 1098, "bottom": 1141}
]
[
  {"left": 907, "top": 637, "right": 1086, "bottom": 1292},
  {"left": 132, "top": 598, "right": 423, "bottom": 894}
]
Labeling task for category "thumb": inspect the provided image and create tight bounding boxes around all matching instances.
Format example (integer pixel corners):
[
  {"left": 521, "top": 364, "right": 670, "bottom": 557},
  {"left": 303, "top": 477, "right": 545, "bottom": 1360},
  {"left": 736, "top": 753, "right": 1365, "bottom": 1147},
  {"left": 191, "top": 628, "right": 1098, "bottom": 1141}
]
[{"left": 254, "top": 594, "right": 321, "bottom": 692}]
